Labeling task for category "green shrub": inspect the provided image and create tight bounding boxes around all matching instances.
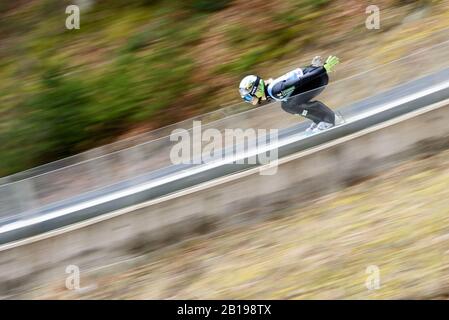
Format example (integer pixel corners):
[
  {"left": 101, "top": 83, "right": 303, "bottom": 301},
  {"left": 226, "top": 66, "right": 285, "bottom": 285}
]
[
  {"left": 23, "top": 67, "right": 92, "bottom": 159},
  {"left": 187, "top": 0, "right": 232, "bottom": 12}
]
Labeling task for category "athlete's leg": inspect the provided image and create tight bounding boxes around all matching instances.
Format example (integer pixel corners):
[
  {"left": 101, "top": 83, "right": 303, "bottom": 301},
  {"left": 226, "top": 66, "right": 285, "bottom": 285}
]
[
  {"left": 281, "top": 90, "right": 315, "bottom": 115},
  {"left": 300, "top": 101, "right": 335, "bottom": 125},
  {"left": 281, "top": 66, "right": 334, "bottom": 124},
  {"left": 283, "top": 65, "right": 329, "bottom": 110}
]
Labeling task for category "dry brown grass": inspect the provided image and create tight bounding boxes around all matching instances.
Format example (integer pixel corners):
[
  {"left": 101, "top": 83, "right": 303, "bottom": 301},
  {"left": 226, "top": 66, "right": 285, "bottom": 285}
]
[{"left": 26, "top": 147, "right": 449, "bottom": 300}]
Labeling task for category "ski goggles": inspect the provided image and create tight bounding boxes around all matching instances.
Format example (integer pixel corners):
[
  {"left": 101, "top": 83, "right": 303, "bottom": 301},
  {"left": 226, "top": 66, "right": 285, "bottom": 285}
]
[{"left": 241, "top": 93, "right": 254, "bottom": 102}]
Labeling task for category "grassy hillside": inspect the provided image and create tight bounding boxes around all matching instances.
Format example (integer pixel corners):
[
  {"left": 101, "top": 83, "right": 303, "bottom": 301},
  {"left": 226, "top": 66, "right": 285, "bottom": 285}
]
[{"left": 0, "top": 0, "right": 446, "bottom": 176}]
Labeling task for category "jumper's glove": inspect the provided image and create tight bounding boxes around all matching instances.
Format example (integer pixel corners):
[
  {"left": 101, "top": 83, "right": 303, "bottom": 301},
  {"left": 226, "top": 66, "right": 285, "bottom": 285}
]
[{"left": 324, "top": 55, "right": 340, "bottom": 73}]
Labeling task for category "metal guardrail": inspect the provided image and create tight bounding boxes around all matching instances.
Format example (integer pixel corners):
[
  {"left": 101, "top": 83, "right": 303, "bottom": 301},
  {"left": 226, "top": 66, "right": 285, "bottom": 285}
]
[{"left": 1, "top": 66, "right": 449, "bottom": 244}]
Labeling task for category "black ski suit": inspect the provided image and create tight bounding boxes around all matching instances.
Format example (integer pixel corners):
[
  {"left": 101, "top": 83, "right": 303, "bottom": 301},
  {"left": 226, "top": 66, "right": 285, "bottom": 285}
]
[{"left": 266, "top": 66, "right": 335, "bottom": 125}]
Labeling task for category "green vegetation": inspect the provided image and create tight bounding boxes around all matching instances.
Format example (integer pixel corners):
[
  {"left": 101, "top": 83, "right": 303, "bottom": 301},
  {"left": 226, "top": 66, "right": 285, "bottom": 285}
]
[{"left": 0, "top": 0, "right": 443, "bottom": 176}]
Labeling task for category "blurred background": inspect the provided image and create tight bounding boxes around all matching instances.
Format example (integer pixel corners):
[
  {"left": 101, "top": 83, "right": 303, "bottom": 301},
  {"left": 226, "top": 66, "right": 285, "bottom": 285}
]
[
  {"left": 2, "top": 0, "right": 449, "bottom": 299},
  {"left": 1, "top": 0, "right": 449, "bottom": 177}
]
